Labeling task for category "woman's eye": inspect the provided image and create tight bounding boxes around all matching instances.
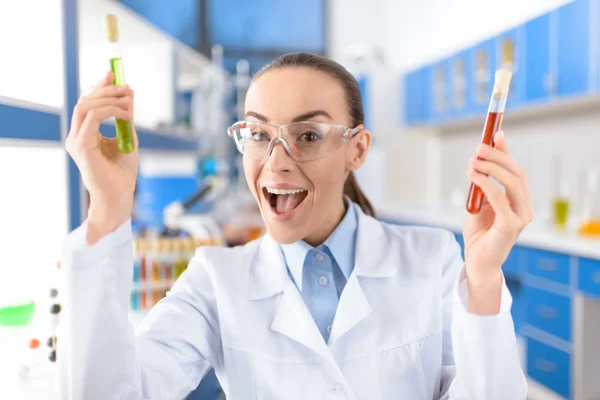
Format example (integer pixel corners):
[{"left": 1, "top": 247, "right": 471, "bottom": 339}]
[
  {"left": 298, "top": 131, "right": 322, "bottom": 142},
  {"left": 251, "top": 131, "right": 269, "bottom": 142}
]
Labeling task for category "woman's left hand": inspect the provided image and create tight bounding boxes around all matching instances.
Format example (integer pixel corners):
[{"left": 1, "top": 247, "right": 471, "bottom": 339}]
[{"left": 463, "top": 131, "right": 534, "bottom": 304}]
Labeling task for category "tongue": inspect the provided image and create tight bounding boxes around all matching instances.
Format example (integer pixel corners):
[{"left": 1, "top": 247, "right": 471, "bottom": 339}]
[{"left": 275, "top": 193, "right": 304, "bottom": 214}]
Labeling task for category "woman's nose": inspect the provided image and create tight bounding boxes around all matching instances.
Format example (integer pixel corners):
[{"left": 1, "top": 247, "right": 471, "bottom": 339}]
[{"left": 265, "top": 139, "right": 295, "bottom": 173}]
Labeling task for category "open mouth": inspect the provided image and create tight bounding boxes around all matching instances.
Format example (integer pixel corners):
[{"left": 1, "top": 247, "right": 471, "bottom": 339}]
[{"left": 262, "top": 187, "right": 308, "bottom": 216}]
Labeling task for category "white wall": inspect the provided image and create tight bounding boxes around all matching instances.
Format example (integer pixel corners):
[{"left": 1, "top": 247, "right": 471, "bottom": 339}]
[{"left": 0, "top": 0, "right": 64, "bottom": 108}]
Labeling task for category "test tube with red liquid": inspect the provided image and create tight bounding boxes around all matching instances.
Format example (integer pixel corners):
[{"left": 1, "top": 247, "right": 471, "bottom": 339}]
[{"left": 466, "top": 69, "right": 513, "bottom": 214}]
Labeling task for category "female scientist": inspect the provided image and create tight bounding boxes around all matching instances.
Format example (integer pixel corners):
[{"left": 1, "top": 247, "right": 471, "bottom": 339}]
[{"left": 59, "top": 53, "right": 531, "bottom": 399}]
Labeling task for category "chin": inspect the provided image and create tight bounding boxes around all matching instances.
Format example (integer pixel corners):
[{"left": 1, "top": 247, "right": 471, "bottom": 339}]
[{"left": 263, "top": 219, "right": 305, "bottom": 244}]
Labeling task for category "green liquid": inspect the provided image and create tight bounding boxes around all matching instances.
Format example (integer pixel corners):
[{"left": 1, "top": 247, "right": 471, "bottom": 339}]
[
  {"left": 553, "top": 197, "right": 570, "bottom": 229},
  {"left": 110, "top": 57, "right": 135, "bottom": 153},
  {"left": 0, "top": 301, "right": 35, "bottom": 326}
]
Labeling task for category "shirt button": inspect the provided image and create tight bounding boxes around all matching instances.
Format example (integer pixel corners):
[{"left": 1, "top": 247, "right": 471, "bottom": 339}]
[
  {"left": 315, "top": 253, "right": 324, "bottom": 261},
  {"left": 327, "top": 325, "right": 333, "bottom": 334},
  {"left": 318, "top": 276, "right": 329, "bottom": 286}
]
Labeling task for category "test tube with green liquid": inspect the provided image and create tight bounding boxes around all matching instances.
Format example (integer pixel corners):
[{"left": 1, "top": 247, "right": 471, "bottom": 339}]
[{"left": 106, "top": 14, "right": 134, "bottom": 153}]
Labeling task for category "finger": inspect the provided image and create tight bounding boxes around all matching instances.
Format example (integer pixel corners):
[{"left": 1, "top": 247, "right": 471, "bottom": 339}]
[
  {"left": 93, "top": 71, "right": 115, "bottom": 91},
  {"left": 477, "top": 134, "right": 534, "bottom": 222},
  {"left": 467, "top": 168, "right": 516, "bottom": 222},
  {"left": 469, "top": 158, "right": 529, "bottom": 218},
  {"left": 70, "top": 95, "right": 131, "bottom": 139},
  {"left": 492, "top": 130, "right": 511, "bottom": 155},
  {"left": 78, "top": 105, "right": 132, "bottom": 142},
  {"left": 77, "top": 96, "right": 132, "bottom": 115},
  {"left": 89, "top": 84, "right": 131, "bottom": 99},
  {"left": 476, "top": 143, "right": 523, "bottom": 178}
]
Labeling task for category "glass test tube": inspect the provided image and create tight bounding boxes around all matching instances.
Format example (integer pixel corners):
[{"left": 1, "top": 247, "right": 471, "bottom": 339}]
[
  {"left": 466, "top": 69, "right": 512, "bottom": 214},
  {"left": 105, "top": 14, "right": 134, "bottom": 153}
]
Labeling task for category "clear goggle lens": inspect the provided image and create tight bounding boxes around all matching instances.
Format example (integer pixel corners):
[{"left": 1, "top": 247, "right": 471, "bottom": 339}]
[{"left": 227, "top": 121, "right": 361, "bottom": 162}]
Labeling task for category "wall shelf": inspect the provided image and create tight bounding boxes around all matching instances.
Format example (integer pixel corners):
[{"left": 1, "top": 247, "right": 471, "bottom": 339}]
[
  {"left": 0, "top": 96, "right": 61, "bottom": 142},
  {"left": 409, "top": 93, "right": 600, "bottom": 134}
]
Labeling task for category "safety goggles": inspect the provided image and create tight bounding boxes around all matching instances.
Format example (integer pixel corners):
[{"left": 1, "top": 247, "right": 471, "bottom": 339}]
[{"left": 227, "top": 120, "right": 363, "bottom": 162}]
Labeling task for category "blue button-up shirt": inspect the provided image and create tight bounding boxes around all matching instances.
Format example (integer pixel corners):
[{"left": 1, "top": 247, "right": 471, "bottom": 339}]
[{"left": 279, "top": 201, "right": 358, "bottom": 343}]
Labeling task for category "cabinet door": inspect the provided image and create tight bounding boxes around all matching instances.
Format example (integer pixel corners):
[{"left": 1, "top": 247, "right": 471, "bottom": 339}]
[
  {"left": 449, "top": 51, "right": 472, "bottom": 119},
  {"left": 403, "top": 69, "right": 423, "bottom": 125},
  {"left": 521, "top": 12, "right": 552, "bottom": 101},
  {"left": 469, "top": 38, "right": 497, "bottom": 116},
  {"left": 496, "top": 27, "right": 523, "bottom": 108},
  {"left": 557, "top": 0, "right": 593, "bottom": 96},
  {"left": 429, "top": 60, "right": 452, "bottom": 123}
]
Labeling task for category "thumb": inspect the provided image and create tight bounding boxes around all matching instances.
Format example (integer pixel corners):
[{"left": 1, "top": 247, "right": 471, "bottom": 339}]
[{"left": 493, "top": 130, "right": 511, "bottom": 155}]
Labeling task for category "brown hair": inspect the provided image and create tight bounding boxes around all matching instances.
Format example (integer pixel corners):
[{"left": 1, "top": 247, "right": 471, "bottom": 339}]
[{"left": 253, "top": 52, "right": 376, "bottom": 217}]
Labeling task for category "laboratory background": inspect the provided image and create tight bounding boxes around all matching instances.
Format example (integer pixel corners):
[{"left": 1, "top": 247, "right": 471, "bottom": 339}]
[{"left": 1, "top": 0, "right": 600, "bottom": 399}]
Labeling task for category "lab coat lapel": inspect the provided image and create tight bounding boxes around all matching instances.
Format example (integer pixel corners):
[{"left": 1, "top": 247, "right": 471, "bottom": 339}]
[
  {"left": 248, "top": 234, "right": 330, "bottom": 360},
  {"left": 329, "top": 205, "right": 396, "bottom": 343},
  {"left": 270, "top": 280, "right": 330, "bottom": 359}
]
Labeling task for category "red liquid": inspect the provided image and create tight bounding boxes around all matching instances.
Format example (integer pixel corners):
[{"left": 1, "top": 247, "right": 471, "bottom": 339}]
[{"left": 466, "top": 111, "right": 504, "bottom": 214}]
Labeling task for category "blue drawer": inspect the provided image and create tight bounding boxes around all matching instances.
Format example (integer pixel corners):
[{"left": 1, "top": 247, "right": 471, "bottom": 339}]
[
  {"left": 578, "top": 257, "right": 600, "bottom": 298},
  {"left": 526, "top": 248, "right": 571, "bottom": 285},
  {"left": 524, "top": 286, "right": 571, "bottom": 342},
  {"left": 526, "top": 337, "right": 570, "bottom": 399},
  {"left": 503, "top": 245, "right": 525, "bottom": 279}
]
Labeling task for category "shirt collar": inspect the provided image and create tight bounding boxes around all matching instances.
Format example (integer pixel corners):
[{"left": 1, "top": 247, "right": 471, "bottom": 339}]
[{"left": 279, "top": 197, "right": 358, "bottom": 291}]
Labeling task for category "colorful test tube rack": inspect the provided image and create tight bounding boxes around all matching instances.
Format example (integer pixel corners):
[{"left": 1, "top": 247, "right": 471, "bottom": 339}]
[{"left": 130, "top": 237, "right": 219, "bottom": 311}]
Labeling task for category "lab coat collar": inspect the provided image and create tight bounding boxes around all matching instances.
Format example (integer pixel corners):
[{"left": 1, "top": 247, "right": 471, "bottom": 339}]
[
  {"left": 351, "top": 202, "right": 396, "bottom": 278},
  {"left": 246, "top": 233, "right": 288, "bottom": 301},
  {"left": 247, "top": 202, "right": 395, "bottom": 301}
]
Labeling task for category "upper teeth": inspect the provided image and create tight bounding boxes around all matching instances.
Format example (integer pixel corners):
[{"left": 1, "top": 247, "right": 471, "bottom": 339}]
[{"left": 266, "top": 188, "right": 307, "bottom": 195}]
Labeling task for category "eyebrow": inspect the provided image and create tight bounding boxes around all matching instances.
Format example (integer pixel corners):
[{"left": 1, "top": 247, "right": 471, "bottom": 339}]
[{"left": 244, "top": 110, "right": 334, "bottom": 123}]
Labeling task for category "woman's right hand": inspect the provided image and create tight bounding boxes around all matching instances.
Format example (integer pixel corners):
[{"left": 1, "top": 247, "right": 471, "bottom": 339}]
[{"left": 65, "top": 71, "right": 138, "bottom": 244}]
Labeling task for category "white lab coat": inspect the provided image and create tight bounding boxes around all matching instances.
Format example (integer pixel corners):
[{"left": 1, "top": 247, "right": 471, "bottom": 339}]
[{"left": 57, "top": 203, "right": 527, "bottom": 400}]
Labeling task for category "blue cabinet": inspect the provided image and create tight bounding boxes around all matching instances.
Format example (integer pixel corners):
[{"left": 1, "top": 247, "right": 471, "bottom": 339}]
[
  {"left": 557, "top": 0, "right": 593, "bottom": 96},
  {"left": 521, "top": 12, "right": 552, "bottom": 102},
  {"left": 527, "top": 337, "right": 571, "bottom": 399},
  {"left": 468, "top": 38, "right": 496, "bottom": 116},
  {"left": 495, "top": 27, "right": 523, "bottom": 108},
  {"left": 401, "top": 0, "right": 600, "bottom": 127},
  {"left": 209, "top": 0, "right": 324, "bottom": 52}
]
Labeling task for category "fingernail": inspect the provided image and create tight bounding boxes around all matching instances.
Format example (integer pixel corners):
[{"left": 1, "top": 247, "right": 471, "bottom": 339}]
[{"left": 496, "top": 130, "right": 504, "bottom": 139}]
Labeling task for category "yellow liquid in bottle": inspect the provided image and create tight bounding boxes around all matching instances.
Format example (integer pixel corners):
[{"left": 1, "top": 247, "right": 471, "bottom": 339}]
[{"left": 553, "top": 197, "right": 570, "bottom": 230}]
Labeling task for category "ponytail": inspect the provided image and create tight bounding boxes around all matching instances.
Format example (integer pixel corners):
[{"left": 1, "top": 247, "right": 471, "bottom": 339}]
[{"left": 344, "top": 172, "right": 376, "bottom": 217}]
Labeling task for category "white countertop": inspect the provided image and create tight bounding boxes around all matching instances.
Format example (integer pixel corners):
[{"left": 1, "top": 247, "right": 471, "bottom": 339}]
[{"left": 378, "top": 205, "right": 600, "bottom": 261}]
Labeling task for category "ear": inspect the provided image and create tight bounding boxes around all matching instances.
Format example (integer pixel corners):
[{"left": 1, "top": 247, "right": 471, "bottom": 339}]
[{"left": 346, "top": 129, "right": 371, "bottom": 171}]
